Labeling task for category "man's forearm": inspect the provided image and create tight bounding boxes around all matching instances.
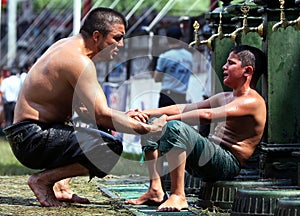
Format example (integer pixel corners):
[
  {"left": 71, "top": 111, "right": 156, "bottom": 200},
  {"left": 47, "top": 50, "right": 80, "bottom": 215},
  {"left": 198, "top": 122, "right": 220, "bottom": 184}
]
[
  {"left": 144, "top": 104, "right": 185, "bottom": 117},
  {"left": 96, "top": 109, "right": 153, "bottom": 135},
  {"left": 167, "top": 109, "right": 211, "bottom": 126}
]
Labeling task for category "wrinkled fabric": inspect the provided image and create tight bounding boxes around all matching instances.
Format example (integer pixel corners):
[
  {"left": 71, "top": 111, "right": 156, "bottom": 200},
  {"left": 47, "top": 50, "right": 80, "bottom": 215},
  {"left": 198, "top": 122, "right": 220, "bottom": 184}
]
[
  {"left": 142, "top": 120, "right": 241, "bottom": 181},
  {"left": 4, "top": 120, "right": 123, "bottom": 179}
]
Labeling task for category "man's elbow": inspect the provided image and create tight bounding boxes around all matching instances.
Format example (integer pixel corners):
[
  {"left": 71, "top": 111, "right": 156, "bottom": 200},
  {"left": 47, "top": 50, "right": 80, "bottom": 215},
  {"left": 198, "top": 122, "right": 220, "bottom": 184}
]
[{"left": 95, "top": 108, "right": 112, "bottom": 125}]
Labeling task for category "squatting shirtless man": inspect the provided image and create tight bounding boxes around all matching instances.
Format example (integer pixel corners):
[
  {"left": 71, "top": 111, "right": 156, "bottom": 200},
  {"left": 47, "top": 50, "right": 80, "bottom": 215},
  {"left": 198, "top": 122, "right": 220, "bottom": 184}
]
[
  {"left": 125, "top": 45, "right": 267, "bottom": 212},
  {"left": 4, "top": 7, "right": 157, "bottom": 207}
]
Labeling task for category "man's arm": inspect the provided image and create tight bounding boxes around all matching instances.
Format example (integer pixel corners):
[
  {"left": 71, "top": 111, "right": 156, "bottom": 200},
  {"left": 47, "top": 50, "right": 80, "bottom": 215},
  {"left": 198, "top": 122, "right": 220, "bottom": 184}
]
[
  {"left": 153, "top": 70, "right": 164, "bottom": 82},
  {"left": 167, "top": 95, "right": 261, "bottom": 125},
  {"left": 142, "top": 93, "right": 223, "bottom": 118},
  {"left": 70, "top": 60, "right": 159, "bottom": 135}
]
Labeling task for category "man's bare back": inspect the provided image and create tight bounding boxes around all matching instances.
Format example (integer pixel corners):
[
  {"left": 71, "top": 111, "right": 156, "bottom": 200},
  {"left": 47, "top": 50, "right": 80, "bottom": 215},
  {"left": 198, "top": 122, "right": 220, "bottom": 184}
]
[{"left": 14, "top": 36, "right": 89, "bottom": 124}]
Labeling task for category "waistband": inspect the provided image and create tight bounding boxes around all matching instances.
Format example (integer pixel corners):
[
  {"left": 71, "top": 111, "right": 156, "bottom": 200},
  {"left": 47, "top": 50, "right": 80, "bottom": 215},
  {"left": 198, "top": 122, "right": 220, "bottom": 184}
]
[
  {"left": 208, "top": 135, "right": 241, "bottom": 166},
  {"left": 208, "top": 135, "right": 229, "bottom": 151},
  {"left": 3, "top": 119, "right": 60, "bottom": 133}
]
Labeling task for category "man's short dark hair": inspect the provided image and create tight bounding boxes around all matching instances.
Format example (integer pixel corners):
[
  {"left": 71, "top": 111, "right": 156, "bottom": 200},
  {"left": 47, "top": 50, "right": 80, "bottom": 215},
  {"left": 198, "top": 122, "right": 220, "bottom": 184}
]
[
  {"left": 80, "top": 7, "right": 127, "bottom": 38},
  {"left": 231, "top": 45, "right": 266, "bottom": 88}
]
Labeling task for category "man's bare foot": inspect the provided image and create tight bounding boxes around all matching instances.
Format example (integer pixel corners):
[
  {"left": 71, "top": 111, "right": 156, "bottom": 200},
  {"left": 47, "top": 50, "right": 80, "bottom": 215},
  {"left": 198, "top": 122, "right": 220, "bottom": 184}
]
[
  {"left": 28, "top": 174, "right": 65, "bottom": 207},
  {"left": 124, "top": 189, "right": 166, "bottom": 206},
  {"left": 158, "top": 194, "right": 188, "bottom": 212},
  {"left": 53, "top": 179, "right": 90, "bottom": 204}
]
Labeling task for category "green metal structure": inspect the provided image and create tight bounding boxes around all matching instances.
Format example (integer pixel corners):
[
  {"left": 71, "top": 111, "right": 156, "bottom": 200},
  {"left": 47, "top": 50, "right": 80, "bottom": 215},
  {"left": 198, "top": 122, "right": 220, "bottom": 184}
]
[{"left": 195, "top": 0, "right": 300, "bottom": 181}]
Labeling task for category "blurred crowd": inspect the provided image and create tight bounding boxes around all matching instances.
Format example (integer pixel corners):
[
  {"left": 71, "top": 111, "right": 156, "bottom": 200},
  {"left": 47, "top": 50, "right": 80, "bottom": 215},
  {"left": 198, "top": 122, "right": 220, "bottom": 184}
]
[{"left": 0, "top": 63, "right": 32, "bottom": 134}]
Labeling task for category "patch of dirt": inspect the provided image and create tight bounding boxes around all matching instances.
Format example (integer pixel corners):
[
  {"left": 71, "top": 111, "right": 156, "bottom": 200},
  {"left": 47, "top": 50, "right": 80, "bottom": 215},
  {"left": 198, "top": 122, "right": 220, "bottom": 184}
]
[{"left": 0, "top": 175, "right": 133, "bottom": 215}]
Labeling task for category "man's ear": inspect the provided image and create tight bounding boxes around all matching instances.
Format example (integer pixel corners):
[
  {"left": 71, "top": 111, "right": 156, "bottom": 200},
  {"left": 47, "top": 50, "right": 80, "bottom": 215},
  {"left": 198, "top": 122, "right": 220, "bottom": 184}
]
[
  {"left": 244, "top": 65, "right": 254, "bottom": 77},
  {"left": 92, "top": 30, "right": 103, "bottom": 43}
]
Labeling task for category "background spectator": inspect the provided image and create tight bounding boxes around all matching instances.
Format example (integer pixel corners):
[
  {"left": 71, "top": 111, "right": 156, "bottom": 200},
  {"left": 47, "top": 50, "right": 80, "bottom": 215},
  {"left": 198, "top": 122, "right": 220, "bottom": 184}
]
[
  {"left": 153, "top": 25, "right": 193, "bottom": 108},
  {"left": 0, "top": 68, "right": 21, "bottom": 127}
]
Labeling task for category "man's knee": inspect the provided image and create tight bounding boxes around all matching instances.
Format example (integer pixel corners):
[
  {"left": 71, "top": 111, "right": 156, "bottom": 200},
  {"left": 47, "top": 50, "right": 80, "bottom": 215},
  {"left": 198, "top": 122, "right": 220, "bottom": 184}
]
[
  {"left": 159, "top": 120, "right": 191, "bottom": 154},
  {"left": 165, "top": 119, "right": 183, "bottom": 130},
  {"left": 163, "top": 120, "right": 190, "bottom": 137},
  {"left": 108, "top": 139, "right": 123, "bottom": 156}
]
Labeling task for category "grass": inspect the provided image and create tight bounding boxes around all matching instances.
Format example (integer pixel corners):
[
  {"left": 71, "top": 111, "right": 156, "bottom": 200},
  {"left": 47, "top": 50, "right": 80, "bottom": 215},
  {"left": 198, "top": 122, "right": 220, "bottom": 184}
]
[
  {"left": 0, "top": 138, "right": 37, "bottom": 175},
  {"left": 0, "top": 137, "right": 148, "bottom": 176},
  {"left": 0, "top": 137, "right": 146, "bottom": 215}
]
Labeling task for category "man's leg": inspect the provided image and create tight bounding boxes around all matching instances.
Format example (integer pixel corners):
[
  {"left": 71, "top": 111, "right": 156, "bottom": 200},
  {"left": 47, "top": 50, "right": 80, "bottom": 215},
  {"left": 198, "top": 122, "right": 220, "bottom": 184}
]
[
  {"left": 125, "top": 149, "right": 166, "bottom": 205},
  {"left": 53, "top": 178, "right": 90, "bottom": 204},
  {"left": 28, "top": 163, "right": 89, "bottom": 207},
  {"left": 158, "top": 148, "right": 188, "bottom": 211},
  {"left": 156, "top": 120, "right": 203, "bottom": 211}
]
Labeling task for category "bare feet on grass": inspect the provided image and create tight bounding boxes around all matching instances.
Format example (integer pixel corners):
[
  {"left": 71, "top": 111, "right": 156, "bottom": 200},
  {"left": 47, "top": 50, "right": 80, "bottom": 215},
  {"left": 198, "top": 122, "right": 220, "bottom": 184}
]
[
  {"left": 28, "top": 175, "right": 90, "bottom": 207},
  {"left": 28, "top": 174, "right": 65, "bottom": 207},
  {"left": 158, "top": 194, "right": 188, "bottom": 212},
  {"left": 53, "top": 178, "right": 90, "bottom": 204},
  {"left": 125, "top": 188, "right": 166, "bottom": 206}
]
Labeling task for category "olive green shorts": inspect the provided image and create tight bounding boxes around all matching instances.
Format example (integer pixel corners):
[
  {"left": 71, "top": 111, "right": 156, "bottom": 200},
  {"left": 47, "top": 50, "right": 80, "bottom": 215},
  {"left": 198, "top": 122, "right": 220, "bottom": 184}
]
[{"left": 141, "top": 120, "right": 241, "bottom": 181}]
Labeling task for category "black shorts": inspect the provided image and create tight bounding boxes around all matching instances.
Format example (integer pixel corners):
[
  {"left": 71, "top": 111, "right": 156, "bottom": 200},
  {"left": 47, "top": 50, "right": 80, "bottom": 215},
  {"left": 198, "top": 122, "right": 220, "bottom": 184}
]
[{"left": 3, "top": 120, "right": 123, "bottom": 179}]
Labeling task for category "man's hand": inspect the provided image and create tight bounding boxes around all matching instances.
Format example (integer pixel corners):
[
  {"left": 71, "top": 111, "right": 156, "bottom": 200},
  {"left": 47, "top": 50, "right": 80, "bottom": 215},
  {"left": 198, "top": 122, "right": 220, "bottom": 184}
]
[
  {"left": 150, "top": 114, "right": 167, "bottom": 133},
  {"left": 144, "top": 115, "right": 168, "bottom": 143},
  {"left": 126, "top": 108, "right": 149, "bottom": 123}
]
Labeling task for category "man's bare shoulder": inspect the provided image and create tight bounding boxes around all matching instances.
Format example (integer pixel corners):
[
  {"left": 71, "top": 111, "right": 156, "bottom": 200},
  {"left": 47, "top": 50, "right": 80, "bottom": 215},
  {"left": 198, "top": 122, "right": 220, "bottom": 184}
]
[
  {"left": 233, "top": 90, "right": 266, "bottom": 116},
  {"left": 242, "top": 89, "right": 265, "bottom": 106},
  {"left": 43, "top": 37, "right": 92, "bottom": 73}
]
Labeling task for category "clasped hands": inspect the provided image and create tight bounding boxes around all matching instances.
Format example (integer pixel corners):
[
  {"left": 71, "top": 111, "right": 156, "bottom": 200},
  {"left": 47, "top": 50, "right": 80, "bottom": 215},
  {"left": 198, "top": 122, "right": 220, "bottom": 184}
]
[{"left": 126, "top": 108, "right": 168, "bottom": 138}]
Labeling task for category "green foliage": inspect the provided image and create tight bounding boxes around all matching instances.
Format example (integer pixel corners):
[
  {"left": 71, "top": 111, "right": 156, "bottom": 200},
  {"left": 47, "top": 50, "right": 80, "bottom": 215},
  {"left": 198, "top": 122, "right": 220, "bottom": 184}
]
[
  {"left": 0, "top": 139, "right": 36, "bottom": 175},
  {"left": 111, "top": 152, "right": 148, "bottom": 176},
  {"left": 14, "top": 0, "right": 247, "bottom": 16},
  {"left": 107, "top": 0, "right": 211, "bottom": 16},
  {"left": 0, "top": 137, "right": 147, "bottom": 176},
  {"left": 29, "top": 0, "right": 212, "bottom": 16}
]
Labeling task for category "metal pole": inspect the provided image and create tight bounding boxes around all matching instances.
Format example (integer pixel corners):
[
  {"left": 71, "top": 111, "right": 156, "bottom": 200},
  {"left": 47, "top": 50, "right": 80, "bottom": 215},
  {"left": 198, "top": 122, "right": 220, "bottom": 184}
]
[
  {"left": 184, "top": 0, "right": 202, "bottom": 15},
  {"left": 7, "top": 0, "right": 17, "bottom": 67},
  {"left": 73, "top": 0, "right": 82, "bottom": 36},
  {"left": 109, "top": 0, "right": 121, "bottom": 9},
  {"left": 145, "top": 0, "right": 178, "bottom": 32},
  {"left": 126, "top": 0, "right": 145, "bottom": 20},
  {"left": 126, "top": 0, "right": 163, "bottom": 35},
  {"left": 91, "top": 0, "right": 105, "bottom": 9}
]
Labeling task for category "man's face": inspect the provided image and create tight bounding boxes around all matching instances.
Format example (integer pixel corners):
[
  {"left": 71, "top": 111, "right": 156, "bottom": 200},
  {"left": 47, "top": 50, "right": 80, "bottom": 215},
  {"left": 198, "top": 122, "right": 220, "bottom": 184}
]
[
  {"left": 97, "top": 23, "right": 125, "bottom": 61},
  {"left": 222, "top": 52, "right": 246, "bottom": 88}
]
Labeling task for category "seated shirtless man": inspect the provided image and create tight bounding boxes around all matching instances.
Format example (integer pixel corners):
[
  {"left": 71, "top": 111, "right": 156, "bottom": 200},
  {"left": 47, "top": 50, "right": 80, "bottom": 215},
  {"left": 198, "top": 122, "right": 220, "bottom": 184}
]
[
  {"left": 3, "top": 7, "right": 161, "bottom": 207},
  {"left": 125, "top": 45, "right": 267, "bottom": 211}
]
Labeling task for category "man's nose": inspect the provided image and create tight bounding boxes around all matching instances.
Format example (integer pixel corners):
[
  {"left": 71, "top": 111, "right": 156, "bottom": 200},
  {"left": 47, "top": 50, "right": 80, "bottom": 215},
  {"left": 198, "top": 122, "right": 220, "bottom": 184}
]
[
  {"left": 117, "top": 39, "right": 124, "bottom": 47},
  {"left": 222, "top": 64, "right": 226, "bottom": 70}
]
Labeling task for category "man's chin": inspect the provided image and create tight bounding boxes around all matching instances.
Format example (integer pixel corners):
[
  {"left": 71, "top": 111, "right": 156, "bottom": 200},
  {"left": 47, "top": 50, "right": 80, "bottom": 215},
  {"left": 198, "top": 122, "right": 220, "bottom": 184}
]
[{"left": 223, "top": 79, "right": 230, "bottom": 86}]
